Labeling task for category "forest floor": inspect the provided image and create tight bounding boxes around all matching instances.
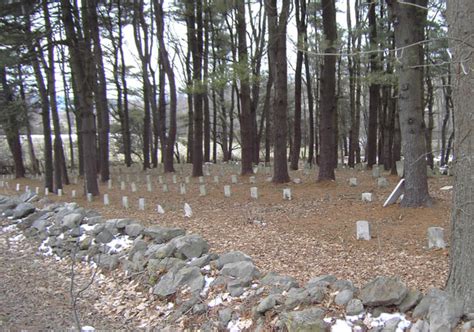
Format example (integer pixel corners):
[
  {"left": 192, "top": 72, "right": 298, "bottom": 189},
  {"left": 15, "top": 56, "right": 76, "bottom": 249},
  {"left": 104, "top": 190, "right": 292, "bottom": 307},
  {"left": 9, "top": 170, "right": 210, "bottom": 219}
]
[{"left": 1, "top": 164, "right": 452, "bottom": 294}]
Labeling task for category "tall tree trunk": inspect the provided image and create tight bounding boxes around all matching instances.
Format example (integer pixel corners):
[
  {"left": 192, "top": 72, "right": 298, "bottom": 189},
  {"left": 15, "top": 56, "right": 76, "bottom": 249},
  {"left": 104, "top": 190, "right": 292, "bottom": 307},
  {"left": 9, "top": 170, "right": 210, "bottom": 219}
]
[
  {"left": 61, "top": 0, "right": 99, "bottom": 196},
  {"left": 367, "top": 0, "right": 380, "bottom": 168},
  {"left": 440, "top": 69, "right": 453, "bottom": 166},
  {"left": 290, "top": 0, "right": 306, "bottom": 171},
  {"left": 446, "top": 0, "right": 474, "bottom": 313},
  {"left": 347, "top": 0, "right": 356, "bottom": 168},
  {"left": 387, "top": 0, "right": 430, "bottom": 207},
  {"left": 236, "top": 0, "right": 253, "bottom": 175},
  {"left": 424, "top": 68, "right": 434, "bottom": 169},
  {"left": 318, "top": 0, "right": 338, "bottom": 181},
  {"left": 87, "top": 0, "right": 109, "bottom": 181},
  {"left": 203, "top": 2, "right": 211, "bottom": 163},
  {"left": 266, "top": 0, "right": 290, "bottom": 183}
]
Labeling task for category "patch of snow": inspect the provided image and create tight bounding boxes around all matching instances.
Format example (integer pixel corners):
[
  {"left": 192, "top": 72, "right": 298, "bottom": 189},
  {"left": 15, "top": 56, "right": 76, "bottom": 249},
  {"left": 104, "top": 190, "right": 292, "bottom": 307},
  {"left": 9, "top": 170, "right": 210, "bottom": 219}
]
[
  {"left": 80, "top": 224, "right": 95, "bottom": 232},
  {"left": 331, "top": 319, "right": 352, "bottom": 332},
  {"left": 81, "top": 326, "right": 95, "bottom": 331},
  {"left": 9, "top": 233, "right": 25, "bottom": 243},
  {"left": 167, "top": 302, "right": 174, "bottom": 310},
  {"left": 202, "top": 264, "right": 211, "bottom": 271},
  {"left": 366, "top": 313, "right": 410, "bottom": 331},
  {"left": 38, "top": 238, "right": 53, "bottom": 256},
  {"left": 200, "top": 275, "right": 215, "bottom": 297},
  {"left": 440, "top": 185, "right": 453, "bottom": 191},
  {"left": 106, "top": 235, "right": 132, "bottom": 254},
  {"left": 208, "top": 295, "right": 223, "bottom": 307},
  {"left": 58, "top": 233, "right": 65, "bottom": 240},
  {"left": 1, "top": 224, "right": 17, "bottom": 233},
  {"left": 227, "top": 318, "right": 253, "bottom": 332}
]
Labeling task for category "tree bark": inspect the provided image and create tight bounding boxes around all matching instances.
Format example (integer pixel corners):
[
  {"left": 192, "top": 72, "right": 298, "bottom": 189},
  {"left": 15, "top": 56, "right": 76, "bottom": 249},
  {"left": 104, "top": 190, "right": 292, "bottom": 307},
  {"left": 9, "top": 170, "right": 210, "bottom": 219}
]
[
  {"left": 266, "top": 0, "right": 290, "bottom": 183},
  {"left": 387, "top": 0, "right": 431, "bottom": 206},
  {"left": 318, "top": 0, "right": 338, "bottom": 181},
  {"left": 446, "top": 0, "right": 474, "bottom": 313}
]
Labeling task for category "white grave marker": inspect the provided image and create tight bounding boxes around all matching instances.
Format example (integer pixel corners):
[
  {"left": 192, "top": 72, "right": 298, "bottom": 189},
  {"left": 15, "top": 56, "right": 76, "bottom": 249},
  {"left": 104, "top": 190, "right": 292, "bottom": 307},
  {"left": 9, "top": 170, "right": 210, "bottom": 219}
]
[
  {"left": 249, "top": 176, "right": 256, "bottom": 184},
  {"left": 158, "top": 176, "right": 163, "bottom": 184},
  {"left": 396, "top": 160, "right": 404, "bottom": 177},
  {"left": 103, "top": 193, "right": 109, "bottom": 205},
  {"left": 349, "top": 178, "right": 358, "bottom": 187},
  {"left": 372, "top": 166, "right": 380, "bottom": 178},
  {"left": 427, "top": 227, "right": 446, "bottom": 249},
  {"left": 180, "top": 183, "right": 186, "bottom": 195},
  {"left": 383, "top": 179, "right": 405, "bottom": 207},
  {"left": 71, "top": 190, "right": 77, "bottom": 198},
  {"left": 250, "top": 187, "right": 258, "bottom": 199},
  {"left": 15, "top": 183, "right": 20, "bottom": 191},
  {"left": 199, "top": 185, "right": 207, "bottom": 196},
  {"left": 147, "top": 182, "right": 152, "bottom": 192},
  {"left": 120, "top": 181, "right": 126, "bottom": 191},
  {"left": 25, "top": 185, "right": 30, "bottom": 193},
  {"left": 157, "top": 204, "right": 165, "bottom": 214},
  {"left": 122, "top": 196, "right": 129, "bottom": 209},
  {"left": 185, "top": 176, "right": 190, "bottom": 184},
  {"left": 107, "top": 179, "right": 112, "bottom": 189},
  {"left": 162, "top": 184, "right": 169, "bottom": 193},
  {"left": 224, "top": 185, "right": 231, "bottom": 197},
  {"left": 87, "top": 193, "right": 93, "bottom": 202},
  {"left": 362, "top": 192, "right": 373, "bottom": 202},
  {"left": 283, "top": 188, "right": 292, "bottom": 200},
  {"left": 184, "top": 203, "right": 193, "bottom": 218},
  {"left": 35, "top": 187, "right": 40, "bottom": 194},
  {"left": 356, "top": 220, "right": 371, "bottom": 240},
  {"left": 138, "top": 198, "right": 145, "bottom": 211},
  {"left": 45, "top": 188, "right": 49, "bottom": 196},
  {"left": 58, "top": 189, "right": 63, "bottom": 196},
  {"left": 131, "top": 182, "right": 137, "bottom": 192},
  {"left": 213, "top": 176, "right": 219, "bottom": 183},
  {"left": 231, "top": 175, "right": 238, "bottom": 184},
  {"left": 172, "top": 175, "right": 177, "bottom": 184}
]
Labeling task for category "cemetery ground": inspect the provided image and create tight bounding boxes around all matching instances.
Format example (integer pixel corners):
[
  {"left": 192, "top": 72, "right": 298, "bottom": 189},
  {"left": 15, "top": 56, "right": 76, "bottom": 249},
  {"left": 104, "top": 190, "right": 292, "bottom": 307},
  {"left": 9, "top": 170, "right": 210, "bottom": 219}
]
[{"left": 1, "top": 165, "right": 452, "bottom": 294}]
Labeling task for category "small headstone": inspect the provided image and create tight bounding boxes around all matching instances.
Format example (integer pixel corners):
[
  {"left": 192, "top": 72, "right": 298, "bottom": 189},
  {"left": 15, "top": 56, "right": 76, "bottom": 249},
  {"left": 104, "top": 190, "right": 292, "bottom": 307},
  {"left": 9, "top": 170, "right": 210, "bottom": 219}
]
[
  {"left": 120, "top": 181, "right": 126, "bottom": 191},
  {"left": 383, "top": 179, "right": 405, "bottom": 207},
  {"left": 172, "top": 175, "right": 177, "bottom": 184},
  {"left": 184, "top": 203, "right": 193, "bottom": 218},
  {"left": 427, "top": 227, "right": 446, "bottom": 249},
  {"left": 349, "top": 178, "right": 358, "bottom": 187},
  {"left": 362, "top": 192, "right": 373, "bottom": 202},
  {"left": 293, "top": 178, "right": 301, "bottom": 184},
  {"left": 158, "top": 176, "right": 163, "bottom": 184},
  {"left": 253, "top": 166, "right": 259, "bottom": 174},
  {"left": 138, "top": 198, "right": 145, "bottom": 211},
  {"left": 377, "top": 177, "right": 389, "bottom": 188},
  {"left": 250, "top": 187, "right": 258, "bottom": 199},
  {"left": 35, "top": 187, "right": 40, "bottom": 195},
  {"left": 45, "top": 188, "right": 49, "bottom": 196},
  {"left": 131, "top": 182, "right": 137, "bottom": 192},
  {"left": 199, "top": 185, "right": 207, "bottom": 196},
  {"left": 356, "top": 220, "right": 371, "bottom": 240},
  {"left": 231, "top": 175, "right": 238, "bottom": 184},
  {"left": 283, "top": 188, "right": 292, "bottom": 200},
  {"left": 396, "top": 160, "right": 404, "bottom": 177},
  {"left": 213, "top": 176, "right": 219, "bottom": 183},
  {"left": 107, "top": 179, "right": 112, "bottom": 189},
  {"left": 372, "top": 166, "right": 380, "bottom": 178},
  {"left": 71, "top": 190, "right": 77, "bottom": 198},
  {"left": 87, "top": 193, "right": 93, "bottom": 202},
  {"left": 224, "top": 185, "right": 231, "bottom": 197},
  {"left": 58, "top": 189, "right": 63, "bottom": 196},
  {"left": 122, "top": 196, "right": 129, "bottom": 209},
  {"left": 157, "top": 204, "right": 165, "bottom": 214},
  {"left": 162, "top": 184, "right": 169, "bottom": 193},
  {"left": 180, "top": 183, "right": 186, "bottom": 195},
  {"left": 147, "top": 182, "right": 152, "bottom": 192},
  {"left": 25, "top": 185, "right": 30, "bottom": 193},
  {"left": 103, "top": 193, "right": 110, "bottom": 205},
  {"left": 249, "top": 176, "right": 256, "bottom": 184},
  {"left": 199, "top": 176, "right": 205, "bottom": 183},
  {"left": 185, "top": 176, "right": 190, "bottom": 184},
  {"left": 16, "top": 183, "right": 20, "bottom": 191}
]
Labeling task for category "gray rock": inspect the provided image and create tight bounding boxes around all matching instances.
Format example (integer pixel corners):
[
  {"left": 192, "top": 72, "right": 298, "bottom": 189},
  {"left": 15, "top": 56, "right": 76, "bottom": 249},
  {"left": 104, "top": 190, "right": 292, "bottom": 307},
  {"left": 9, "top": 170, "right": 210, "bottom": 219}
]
[
  {"left": 261, "top": 272, "right": 299, "bottom": 291},
  {"left": 306, "top": 275, "right": 337, "bottom": 289},
  {"left": 227, "top": 279, "right": 246, "bottom": 297},
  {"left": 399, "top": 289, "right": 423, "bottom": 313},
  {"left": 95, "top": 229, "right": 114, "bottom": 244},
  {"left": 115, "top": 218, "right": 136, "bottom": 229},
  {"left": 193, "top": 303, "right": 207, "bottom": 315},
  {"left": 410, "top": 319, "right": 429, "bottom": 332},
  {"left": 153, "top": 266, "right": 204, "bottom": 298},
  {"left": 360, "top": 276, "right": 408, "bottom": 306},
  {"left": 413, "top": 288, "right": 446, "bottom": 318},
  {"left": 32, "top": 217, "right": 50, "bottom": 232},
  {"left": 346, "top": 299, "right": 364, "bottom": 316},
  {"left": 128, "top": 239, "right": 148, "bottom": 259},
  {"left": 427, "top": 227, "right": 446, "bottom": 249},
  {"left": 18, "top": 210, "right": 49, "bottom": 230},
  {"left": 104, "top": 220, "right": 119, "bottom": 235},
  {"left": 12, "top": 203, "right": 36, "bottom": 219},
  {"left": 125, "top": 223, "right": 144, "bottom": 238},
  {"left": 221, "top": 261, "right": 260, "bottom": 285},
  {"left": 154, "top": 242, "right": 177, "bottom": 259},
  {"left": 256, "top": 294, "right": 280, "bottom": 314},
  {"left": 19, "top": 191, "right": 37, "bottom": 202},
  {"left": 151, "top": 257, "right": 186, "bottom": 274},
  {"left": 335, "top": 289, "right": 354, "bottom": 306},
  {"left": 382, "top": 317, "right": 401, "bottom": 332},
  {"left": 62, "top": 213, "right": 84, "bottom": 229},
  {"left": 188, "top": 254, "right": 214, "bottom": 268},
  {"left": 332, "top": 279, "right": 356, "bottom": 292},
  {"left": 218, "top": 308, "right": 233, "bottom": 327},
  {"left": 69, "top": 227, "right": 83, "bottom": 237},
  {"left": 86, "top": 216, "right": 103, "bottom": 225},
  {"left": 144, "top": 226, "right": 185, "bottom": 243},
  {"left": 96, "top": 254, "right": 119, "bottom": 270},
  {"left": 307, "top": 285, "right": 327, "bottom": 304},
  {"left": 284, "top": 288, "right": 310, "bottom": 309},
  {"left": 172, "top": 234, "right": 209, "bottom": 260},
  {"left": 462, "top": 321, "right": 473, "bottom": 331},
  {"left": 0, "top": 197, "right": 21, "bottom": 213},
  {"left": 281, "top": 307, "right": 328, "bottom": 332},
  {"left": 216, "top": 251, "right": 252, "bottom": 269},
  {"left": 79, "top": 236, "right": 93, "bottom": 250},
  {"left": 378, "top": 177, "right": 389, "bottom": 188}
]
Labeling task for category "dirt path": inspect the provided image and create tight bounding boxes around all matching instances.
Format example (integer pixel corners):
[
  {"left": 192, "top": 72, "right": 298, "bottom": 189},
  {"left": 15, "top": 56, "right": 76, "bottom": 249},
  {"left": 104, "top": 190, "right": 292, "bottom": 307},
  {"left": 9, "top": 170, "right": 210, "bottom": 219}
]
[{"left": 0, "top": 221, "right": 136, "bottom": 330}]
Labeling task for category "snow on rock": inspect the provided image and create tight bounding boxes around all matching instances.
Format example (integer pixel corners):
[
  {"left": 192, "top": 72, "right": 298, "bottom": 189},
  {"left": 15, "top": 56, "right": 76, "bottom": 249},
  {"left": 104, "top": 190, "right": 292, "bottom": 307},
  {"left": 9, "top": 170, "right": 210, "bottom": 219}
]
[
  {"left": 105, "top": 235, "right": 133, "bottom": 254},
  {"left": 227, "top": 318, "right": 253, "bottom": 332},
  {"left": 331, "top": 319, "right": 352, "bottom": 332},
  {"left": 200, "top": 275, "right": 215, "bottom": 297},
  {"left": 9, "top": 233, "right": 25, "bottom": 243},
  {"left": 1, "top": 224, "right": 17, "bottom": 233},
  {"left": 81, "top": 326, "right": 95, "bottom": 331}
]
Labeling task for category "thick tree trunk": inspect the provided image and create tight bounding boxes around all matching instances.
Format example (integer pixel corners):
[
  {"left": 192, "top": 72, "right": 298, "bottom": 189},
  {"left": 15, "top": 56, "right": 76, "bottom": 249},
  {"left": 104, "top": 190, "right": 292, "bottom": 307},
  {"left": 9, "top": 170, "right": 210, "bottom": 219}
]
[
  {"left": 304, "top": 50, "right": 315, "bottom": 166},
  {"left": 387, "top": 0, "right": 430, "bottom": 206},
  {"left": 446, "top": 0, "right": 474, "bottom": 313},
  {"left": 440, "top": 70, "right": 453, "bottom": 166},
  {"left": 236, "top": 0, "right": 253, "bottom": 175},
  {"left": 424, "top": 69, "right": 434, "bottom": 169},
  {"left": 266, "top": 0, "right": 290, "bottom": 183},
  {"left": 318, "top": 0, "right": 337, "bottom": 181}
]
